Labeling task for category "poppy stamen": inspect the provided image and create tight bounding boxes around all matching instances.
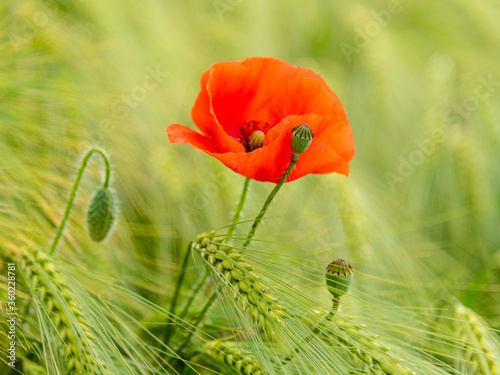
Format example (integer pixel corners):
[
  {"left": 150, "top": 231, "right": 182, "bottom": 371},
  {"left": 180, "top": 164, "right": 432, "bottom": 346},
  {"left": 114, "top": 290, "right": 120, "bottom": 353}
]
[
  {"left": 238, "top": 121, "right": 270, "bottom": 152},
  {"left": 248, "top": 130, "right": 265, "bottom": 151}
]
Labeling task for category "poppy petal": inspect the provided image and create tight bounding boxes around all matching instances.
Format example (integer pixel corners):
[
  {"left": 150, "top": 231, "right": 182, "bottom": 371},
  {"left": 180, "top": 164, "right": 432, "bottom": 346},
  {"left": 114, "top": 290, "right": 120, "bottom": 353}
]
[
  {"left": 247, "top": 78, "right": 343, "bottom": 126},
  {"left": 167, "top": 124, "right": 220, "bottom": 153},
  {"left": 191, "top": 69, "right": 214, "bottom": 138},
  {"left": 206, "top": 57, "right": 331, "bottom": 131},
  {"left": 292, "top": 138, "right": 350, "bottom": 178},
  {"left": 266, "top": 114, "right": 351, "bottom": 179},
  {"left": 206, "top": 136, "right": 291, "bottom": 183},
  {"left": 314, "top": 114, "right": 356, "bottom": 162},
  {"left": 290, "top": 110, "right": 355, "bottom": 163},
  {"left": 203, "top": 114, "right": 350, "bottom": 182},
  {"left": 168, "top": 57, "right": 355, "bottom": 183},
  {"left": 192, "top": 67, "right": 245, "bottom": 153}
]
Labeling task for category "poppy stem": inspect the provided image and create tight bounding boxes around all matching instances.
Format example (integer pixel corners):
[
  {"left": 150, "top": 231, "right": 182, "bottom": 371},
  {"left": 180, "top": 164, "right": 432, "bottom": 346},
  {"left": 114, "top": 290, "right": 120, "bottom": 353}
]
[
  {"left": 164, "top": 241, "right": 192, "bottom": 345},
  {"left": 242, "top": 156, "right": 298, "bottom": 248},
  {"left": 176, "top": 291, "right": 218, "bottom": 355},
  {"left": 178, "top": 269, "right": 210, "bottom": 322},
  {"left": 49, "top": 147, "right": 110, "bottom": 255},
  {"left": 166, "top": 177, "right": 251, "bottom": 345},
  {"left": 181, "top": 176, "right": 251, "bottom": 320},
  {"left": 227, "top": 177, "right": 251, "bottom": 237}
]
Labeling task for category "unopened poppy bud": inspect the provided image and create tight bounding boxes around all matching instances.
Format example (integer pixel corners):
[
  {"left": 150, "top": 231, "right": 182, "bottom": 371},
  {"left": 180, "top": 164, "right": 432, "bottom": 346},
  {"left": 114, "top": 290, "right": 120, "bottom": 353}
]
[
  {"left": 325, "top": 259, "right": 354, "bottom": 299},
  {"left": 248, "top": 130, "right": 265, "bottom": 151},
  {"left": 291, "top": 124, "right": 314, "bottom": 157},
  {"left": 87, "top": 187, "right": 117, "bottom": 242}
]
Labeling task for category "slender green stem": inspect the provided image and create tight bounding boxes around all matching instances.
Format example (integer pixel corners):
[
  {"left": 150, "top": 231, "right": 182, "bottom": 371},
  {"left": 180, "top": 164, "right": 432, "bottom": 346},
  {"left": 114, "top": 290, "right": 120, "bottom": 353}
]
[
  {"left": 49, "top": 148, "right": 110, "bottom": 254},
  {"left": 311, "top": 300, "right": 339, "bottom": 335},
  {"left": 164, "top": 177, "right": 251, "bottom": 345},
  {"left": 177, "top": 291, "right": 217, "bottom": 354},
  {"left": 227, "top": 177, "right": 251, "bottom": 237},
  {"left": 174, "top": 159, "right": 297, "bottom": 356},
  {"left": 243, "top": 156, "right": 297, "bottom": 248},
  {"left": 179, "top": 269, "right": 209, "bottom": 321},
  {"left": 180, "top": 357, "right": 199, "bottom": 375},
  {"left": 283, "top": 298, "right": 340, "bottom": 364},
  {"left": 164, "top": 242, "right": 192, "bottom": 344}
]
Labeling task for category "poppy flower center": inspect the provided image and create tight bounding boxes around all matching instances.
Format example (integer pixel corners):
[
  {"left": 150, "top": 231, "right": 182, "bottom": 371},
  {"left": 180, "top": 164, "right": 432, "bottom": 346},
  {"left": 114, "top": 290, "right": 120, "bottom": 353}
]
[{"left": 234, "top": 120, "right": 271, "bottom": 152}]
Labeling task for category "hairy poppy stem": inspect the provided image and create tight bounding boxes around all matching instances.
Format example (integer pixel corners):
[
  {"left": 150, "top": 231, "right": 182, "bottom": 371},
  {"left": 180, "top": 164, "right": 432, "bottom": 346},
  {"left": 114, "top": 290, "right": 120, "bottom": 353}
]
[
  {"left": 242, "top": 156, "right": 298, "bottom": 248},
  {"left": 49, "top": 148, "right": 110, "bottom": 255},
  {"left": 178, "top": 269, "right": 209, "bottom": 321},
  {"left": 176, "top": 291, "right": 218, "bottom": 355},
  {"left": 227, "top": 177, "right": 251, "bottom": 237},
  {"left": 166, "top": 178, "right": 252, "bottom": 344},
  {"left": 164, "top": 241, "right": 192, "bottom": 345}
]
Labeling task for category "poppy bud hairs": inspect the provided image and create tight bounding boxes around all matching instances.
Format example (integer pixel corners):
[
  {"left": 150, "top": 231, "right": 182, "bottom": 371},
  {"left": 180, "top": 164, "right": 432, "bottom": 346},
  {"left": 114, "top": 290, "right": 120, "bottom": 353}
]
[
  {"left": 87, "top": 187, "right": 117, "bottom": 242},
  {"left": 166, "top": 57, "right": 355, "bottom": 183}
]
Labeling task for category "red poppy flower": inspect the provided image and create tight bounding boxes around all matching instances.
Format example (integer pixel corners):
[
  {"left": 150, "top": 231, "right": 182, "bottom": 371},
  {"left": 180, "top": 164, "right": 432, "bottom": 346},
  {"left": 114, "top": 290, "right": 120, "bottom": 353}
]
[{"left": 167, "top": 57, "right": 355, "bottom": 183}]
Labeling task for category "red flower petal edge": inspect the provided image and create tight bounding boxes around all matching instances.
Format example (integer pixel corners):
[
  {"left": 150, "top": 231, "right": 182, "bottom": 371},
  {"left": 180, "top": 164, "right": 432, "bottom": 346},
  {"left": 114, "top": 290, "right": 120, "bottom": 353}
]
[{"left": 167, "top": 57, "right": 355, "bottom": 183}]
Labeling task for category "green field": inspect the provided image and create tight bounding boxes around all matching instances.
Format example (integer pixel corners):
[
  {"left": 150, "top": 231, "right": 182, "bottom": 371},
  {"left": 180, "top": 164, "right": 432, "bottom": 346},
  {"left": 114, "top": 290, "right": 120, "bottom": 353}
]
[{"left": 1, "top": 0, "right": 500, "bottom": 374}]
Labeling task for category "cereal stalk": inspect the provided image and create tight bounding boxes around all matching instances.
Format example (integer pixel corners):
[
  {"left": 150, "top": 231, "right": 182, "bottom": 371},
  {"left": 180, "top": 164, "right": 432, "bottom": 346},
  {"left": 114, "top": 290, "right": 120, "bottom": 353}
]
[
  {"left": 176, "top": 292, "right": 218, "bottom": 354},
  {"left": 166, "top": 177, "right": 252, "bottom": 343},
  {"left": 163, "top": 241, "right": 192, "bottom": 345}
]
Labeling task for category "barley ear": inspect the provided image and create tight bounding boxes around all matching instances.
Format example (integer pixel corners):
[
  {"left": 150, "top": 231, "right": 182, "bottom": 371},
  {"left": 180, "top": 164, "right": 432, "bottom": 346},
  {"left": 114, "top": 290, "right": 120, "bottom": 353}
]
[
  {"left": 203, "top": 340, "right": 267, "bottom": 375},
  {"left": 336, "top": 319, "right": 418, "bottom": 375},
  {"left": 194, "top": 234, "right": 286, "bottom": 334},
  {"left": 20, "top": 247, "right": 110, "bottom": 374},
  {"left": 455, "top": 302, "right": 500, "bottom": 374}
]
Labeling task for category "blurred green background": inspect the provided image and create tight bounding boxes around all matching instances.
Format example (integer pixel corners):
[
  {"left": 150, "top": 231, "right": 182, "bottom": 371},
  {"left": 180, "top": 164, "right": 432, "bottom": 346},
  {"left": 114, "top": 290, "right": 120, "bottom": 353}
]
[{"left": 1, "top": 0, "right": 500, "bottom": 373}]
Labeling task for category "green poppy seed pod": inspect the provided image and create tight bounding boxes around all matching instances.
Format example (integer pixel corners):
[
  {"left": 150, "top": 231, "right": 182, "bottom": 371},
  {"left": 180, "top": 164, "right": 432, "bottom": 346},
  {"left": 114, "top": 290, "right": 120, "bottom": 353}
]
[
  {"left": 325, "top": 259, "right": 354, "bottom": 299},
  {"left": 291, "top": 124, "right": 314, "bottom": 156},
  {"left": 87, "top": 187, "right": 116, "bottom": 242}
]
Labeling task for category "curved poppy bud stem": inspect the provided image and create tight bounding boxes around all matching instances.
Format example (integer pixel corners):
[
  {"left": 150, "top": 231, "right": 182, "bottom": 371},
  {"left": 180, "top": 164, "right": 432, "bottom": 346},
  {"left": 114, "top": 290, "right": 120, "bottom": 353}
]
[
  {"left": 242, "top": 125, "right": 314, "bottom": 248},
  {"left": 49, "top": 148, "right": 111, "bottom": 254}
]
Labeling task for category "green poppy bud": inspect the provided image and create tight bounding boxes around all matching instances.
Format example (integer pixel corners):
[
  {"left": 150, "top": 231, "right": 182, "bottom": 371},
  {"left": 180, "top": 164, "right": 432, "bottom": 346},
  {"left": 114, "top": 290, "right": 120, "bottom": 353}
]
[
  {"left": 87, "top": 187, "right": 116, "bottom": 242},
  {"left": 325, "top": 259, "right": 354, "bottom": 299},
  {"left": 291, "top": 124, "right": 314, "bottom": 157}
]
